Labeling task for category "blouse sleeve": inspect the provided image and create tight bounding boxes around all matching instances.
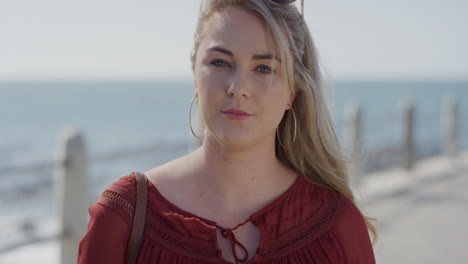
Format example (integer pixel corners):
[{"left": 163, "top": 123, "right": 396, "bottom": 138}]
[
  {"left": 333, "top": 198, "right": 376, "bottom": 264},
  {"left": 77, "top": 203, "right": 132, "bottom": 264},
  {"left": 78, "top": 175, "right": 137, "bottom": 264}
]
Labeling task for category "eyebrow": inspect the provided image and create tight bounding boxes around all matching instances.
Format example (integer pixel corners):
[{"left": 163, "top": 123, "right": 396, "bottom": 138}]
[{"left": 207, "top": 46, "right": 281, "bottom": 63}]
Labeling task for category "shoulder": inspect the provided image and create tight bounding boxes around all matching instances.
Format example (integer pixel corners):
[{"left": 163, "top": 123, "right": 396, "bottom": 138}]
[
  {"left": 291, "top": 181, "right": 370, "bottom": 241},
  {"left": 330, "top": 193, "right": 376, "bottom": 263},
  {"left": 308, "top": 184, "right": 370, "bottom": 237},
  {"left": 95, "top": 172, "right": 139, "bottom": 225},
  {"left": 302, "top": 182, "right": 367, "bottom": 230},
  {"left": 253, "top": 181, "right": 373, "bottom": 261},
  {"left": 332, "top": 194, "right": 369, "bottom": 234},
  {"left": 144, "top": 154, "right": 192, "bottom": 180},
  {"left": 302, "top": 184, "right": 375, "bottom": 262},
  {"left": 255, "top": 178, "right": 345, "bottom": 240},
  {"left": 144, "top": 154, "right": 196, "bottom": 197},
  {"left": 79, "top": 173, "right": 138, "bottom": 263}
]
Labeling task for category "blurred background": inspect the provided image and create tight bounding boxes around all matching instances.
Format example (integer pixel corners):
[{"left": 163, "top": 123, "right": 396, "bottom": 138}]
[{"left": 0, "top": 0, "right": 467, "bottom": 263}]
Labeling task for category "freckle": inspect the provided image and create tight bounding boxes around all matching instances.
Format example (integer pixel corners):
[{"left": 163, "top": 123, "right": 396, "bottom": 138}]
[
  {"left": 251, "top": 177, "right": 255, "bottom": 181},
  {"left": 199, "top": 193, "right": 203, "bottom": 197}
]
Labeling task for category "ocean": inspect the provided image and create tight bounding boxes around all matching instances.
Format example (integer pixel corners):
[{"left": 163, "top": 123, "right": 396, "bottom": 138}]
[{"left": 0, "top": 80, "right": 467, "bottom": 249}]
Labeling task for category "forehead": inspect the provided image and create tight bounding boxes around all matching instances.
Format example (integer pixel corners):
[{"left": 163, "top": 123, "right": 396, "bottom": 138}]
[{"left": 200, "top": 7, "right": 278, "bottom": 56}]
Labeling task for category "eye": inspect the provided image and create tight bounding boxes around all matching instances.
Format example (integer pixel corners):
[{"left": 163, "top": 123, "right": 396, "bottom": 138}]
[
  {"left": 256, "top": 65, "right": 273, "bottom": 74},
  {"left": 210, "top": 59, "right": 230, "bottom": 68}
]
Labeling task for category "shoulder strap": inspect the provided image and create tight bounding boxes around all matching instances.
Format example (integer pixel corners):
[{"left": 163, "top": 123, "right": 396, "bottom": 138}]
[{"left": 127, "top": 172, "right": 148, "bottom": 264}]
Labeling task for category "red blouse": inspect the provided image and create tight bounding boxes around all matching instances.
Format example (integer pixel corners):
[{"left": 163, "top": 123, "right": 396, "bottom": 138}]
[{"left": 78, "top": 172, "right": 375, "bottom": 264}]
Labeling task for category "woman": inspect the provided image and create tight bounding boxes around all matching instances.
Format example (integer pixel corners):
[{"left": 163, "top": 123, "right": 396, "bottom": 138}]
[{"left": 78, "top": 0, "right": 376, "bottom": 263}]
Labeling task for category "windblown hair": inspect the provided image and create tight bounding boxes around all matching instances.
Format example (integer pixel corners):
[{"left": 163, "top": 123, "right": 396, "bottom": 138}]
[{"left": 190, "top": 0, "right": 377, "bottom": 242}]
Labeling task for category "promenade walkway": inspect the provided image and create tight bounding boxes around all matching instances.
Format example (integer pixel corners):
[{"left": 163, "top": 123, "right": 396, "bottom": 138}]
[{"left": 360, "top": 151, "right": 468, "bottom": 263}]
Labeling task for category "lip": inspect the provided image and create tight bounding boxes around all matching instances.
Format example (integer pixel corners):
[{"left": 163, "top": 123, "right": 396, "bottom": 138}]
[{"left": 222, "top": 108, "right": 253, "bottom": 120}]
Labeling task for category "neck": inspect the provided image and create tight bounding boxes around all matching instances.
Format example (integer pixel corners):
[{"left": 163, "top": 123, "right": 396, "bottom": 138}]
[{"left": 190, "top": 134, "right": 293, "bottom": 205}]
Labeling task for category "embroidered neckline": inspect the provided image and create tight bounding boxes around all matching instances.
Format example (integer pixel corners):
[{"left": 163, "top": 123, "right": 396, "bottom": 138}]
[
  {"left": 144, "top": 172, "right": 303, "bottom": 229},
  {"left": 141, "top": 172, "right": 302, "bottom": 262},
  {"left": 123, "top": 172, "right": 343, "bottom": 261}
]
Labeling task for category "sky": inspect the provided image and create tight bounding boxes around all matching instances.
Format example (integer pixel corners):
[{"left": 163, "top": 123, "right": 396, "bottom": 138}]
[{"left": 1, "top": 0, "right": 467, "bottom": 81}]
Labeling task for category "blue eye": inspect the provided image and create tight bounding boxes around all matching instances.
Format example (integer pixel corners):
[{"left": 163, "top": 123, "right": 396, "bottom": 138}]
[
  {"left": 256, "top": 65, "right": 273, "bottom": 74},
  {"left": 210, "top": 60, "right": 230, "bottom": 68}
]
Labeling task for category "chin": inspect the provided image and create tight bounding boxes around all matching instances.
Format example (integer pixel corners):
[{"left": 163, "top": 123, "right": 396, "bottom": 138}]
[{"left": 216, "top": 130, "right": 258, "bottom": 150}]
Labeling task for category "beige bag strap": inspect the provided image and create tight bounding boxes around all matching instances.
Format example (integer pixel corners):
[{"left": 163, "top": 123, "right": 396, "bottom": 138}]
[{"left": 127, "top": 172, "right": 148, "bottom": 264}]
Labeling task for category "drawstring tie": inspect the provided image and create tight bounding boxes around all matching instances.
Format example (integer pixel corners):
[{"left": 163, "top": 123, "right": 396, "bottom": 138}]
[{"left": 217, "top": 218, "right": 251, "bottom": 264}]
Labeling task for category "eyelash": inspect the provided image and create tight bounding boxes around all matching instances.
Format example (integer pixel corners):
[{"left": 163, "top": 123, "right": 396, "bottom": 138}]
[
  {"left": 210, "top": 60, "right": 230, "bottom": 68},
  {"left": 209, "top": 59, "right": 273, "bottom": 74},
  {"left": 257, "top": 65, "right": 273, "bottom": 74}
]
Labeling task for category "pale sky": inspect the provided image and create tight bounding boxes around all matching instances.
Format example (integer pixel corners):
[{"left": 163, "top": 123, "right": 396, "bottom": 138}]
[{"left": 1, "top": 0, "right": 467, "bottom": 81}]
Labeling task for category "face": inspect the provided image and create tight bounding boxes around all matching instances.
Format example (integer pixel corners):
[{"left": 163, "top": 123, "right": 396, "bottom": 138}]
[{"left": 194, "top": 7, "right": 295, "bottom": 150}]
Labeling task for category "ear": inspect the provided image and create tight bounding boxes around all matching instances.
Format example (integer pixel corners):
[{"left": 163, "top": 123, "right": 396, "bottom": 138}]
[{"left": 287, "top": 91, "right": 297, "bottom": 109}]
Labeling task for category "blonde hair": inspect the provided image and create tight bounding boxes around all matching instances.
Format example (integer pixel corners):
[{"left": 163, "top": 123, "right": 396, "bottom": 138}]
[{"left": 190, "top": 0, "right": 377, "bottom": 242}]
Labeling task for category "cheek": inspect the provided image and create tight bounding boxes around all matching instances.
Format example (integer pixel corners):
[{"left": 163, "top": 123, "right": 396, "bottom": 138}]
[
  {"left": 197, "top": 76, "right": 225, "bottom": 106},
  {"left": 195, "top": 76, "right": 225, "bottom": 124},
  {"left": 196, "top": 66, "right": 229, "bottom": 93},
  {"left": 258, "top": 87, "right": 290, "bottom": 126},
  {"left": 260, "top": 82, "right": 290, "bottom": 106}
]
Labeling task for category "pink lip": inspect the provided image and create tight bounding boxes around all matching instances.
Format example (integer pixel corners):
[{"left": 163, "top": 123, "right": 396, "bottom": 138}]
[{"left": 222, "top": 108, "right": 253, "bottom": 120}]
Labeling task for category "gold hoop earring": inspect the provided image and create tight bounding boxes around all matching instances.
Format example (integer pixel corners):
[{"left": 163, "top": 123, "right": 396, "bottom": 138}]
[
  {"left": 277, "top": 107, "right": 297, "bottom": 150},
  {"left": 189, "top": 95, "right": 205, "bottom": 139}
]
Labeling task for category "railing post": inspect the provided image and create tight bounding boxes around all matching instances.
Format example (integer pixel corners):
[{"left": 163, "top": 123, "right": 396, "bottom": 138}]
[
  {"left": 442, "top": 95, "right": 459, "bottom": 158},
  {"left": 400, "top": 99, "right": 415, "bottom": 170},
  {"left": 345, "top": 100, "right": 363, "bottom": 185},
  {"left": 55, "top": 127, "right": 88, "bottom": 264}
]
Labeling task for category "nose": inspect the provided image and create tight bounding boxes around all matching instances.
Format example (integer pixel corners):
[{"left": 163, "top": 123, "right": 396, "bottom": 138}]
[{"left": 226, "top": 68, "right": 251, "bottom": 99}]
